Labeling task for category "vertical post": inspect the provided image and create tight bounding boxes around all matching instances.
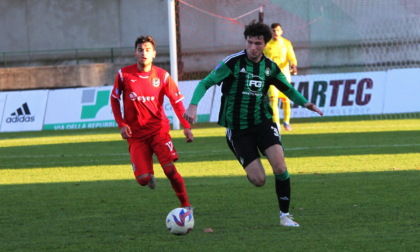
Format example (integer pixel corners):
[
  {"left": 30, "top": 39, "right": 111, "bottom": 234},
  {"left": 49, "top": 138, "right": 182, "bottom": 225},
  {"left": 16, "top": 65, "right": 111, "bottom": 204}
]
[
  {"left": 75, "top": 49, "right": 79, "bottom": 65},
  {"left": 168, "top": 0, "right": 180, "bottom": 130},
  {"left": 111, "top": 48, "right": 114, "bottom": 63},
  {"left": 259, "top": 4, "right": 264, "bottom": 22}
]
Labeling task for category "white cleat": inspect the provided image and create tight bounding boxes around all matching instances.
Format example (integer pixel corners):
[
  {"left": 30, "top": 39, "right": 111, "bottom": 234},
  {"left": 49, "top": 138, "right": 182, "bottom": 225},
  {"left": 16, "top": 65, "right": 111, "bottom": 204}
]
[{"left": 280, "top": 214, "right": 300, "bottom": 227}]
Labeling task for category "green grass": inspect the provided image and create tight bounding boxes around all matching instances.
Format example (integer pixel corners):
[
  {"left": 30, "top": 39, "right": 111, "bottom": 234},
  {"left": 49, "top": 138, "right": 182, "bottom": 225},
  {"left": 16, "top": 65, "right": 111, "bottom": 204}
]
[{"left": 0, "top": 119, "right": 419, "bottom": 251}]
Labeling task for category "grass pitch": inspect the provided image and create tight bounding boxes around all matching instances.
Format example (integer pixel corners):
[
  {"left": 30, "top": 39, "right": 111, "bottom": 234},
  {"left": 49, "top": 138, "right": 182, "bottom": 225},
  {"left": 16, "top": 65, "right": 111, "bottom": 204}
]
[{"left": 0, "top": 118, "right": 419, "bottom": 251}]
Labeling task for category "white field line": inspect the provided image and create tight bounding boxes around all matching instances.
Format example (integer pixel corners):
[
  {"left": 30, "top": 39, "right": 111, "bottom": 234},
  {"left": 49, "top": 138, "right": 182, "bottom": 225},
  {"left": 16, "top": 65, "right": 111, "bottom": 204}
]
[
  {"left": 297, "top": 124, "right": 420, "bottom": 130},
  {"left": 1, "top": 143, "right": 419, "bottom": 160}
]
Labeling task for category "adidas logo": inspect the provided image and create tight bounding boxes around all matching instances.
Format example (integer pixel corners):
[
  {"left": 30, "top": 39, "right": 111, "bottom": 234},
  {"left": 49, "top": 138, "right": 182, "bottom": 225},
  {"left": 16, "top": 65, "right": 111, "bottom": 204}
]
[
  {"left": 6, "top": 102, "right": 35, "bottom": 123},
  {"left": 240, "top": 68, "right": 247, "bottom": 73},
  {"left": 11, "top": 102, "right": 31, "bottom": 116}
]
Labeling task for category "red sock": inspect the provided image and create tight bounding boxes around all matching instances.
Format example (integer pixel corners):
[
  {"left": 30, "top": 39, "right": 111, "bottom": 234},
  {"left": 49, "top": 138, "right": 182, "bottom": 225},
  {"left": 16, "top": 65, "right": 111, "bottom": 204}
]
[{"left": 163, "top": 164, "right": 190, "bottom": 207}]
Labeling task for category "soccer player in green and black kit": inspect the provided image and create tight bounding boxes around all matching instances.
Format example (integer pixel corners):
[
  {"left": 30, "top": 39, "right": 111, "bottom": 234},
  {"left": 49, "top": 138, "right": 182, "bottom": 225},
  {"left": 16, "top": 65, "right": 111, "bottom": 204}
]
[{"left": 183, "top": 21, "right": 323, "bottom": 227}]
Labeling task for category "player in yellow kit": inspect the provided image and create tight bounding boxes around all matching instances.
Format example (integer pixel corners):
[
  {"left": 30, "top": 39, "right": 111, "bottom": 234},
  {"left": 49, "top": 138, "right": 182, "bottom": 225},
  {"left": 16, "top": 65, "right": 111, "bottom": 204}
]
[{"left": 264, "top": 23, "right": 297, "bottom": 131}]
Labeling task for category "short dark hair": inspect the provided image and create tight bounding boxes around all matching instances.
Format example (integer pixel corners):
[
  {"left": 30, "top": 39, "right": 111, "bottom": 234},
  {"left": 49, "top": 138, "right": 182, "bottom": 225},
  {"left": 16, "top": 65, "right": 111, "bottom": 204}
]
[
  {"left": 134, "top": 35, "right": 156, "bottom": 49},
  {"left": 271, "top": 23, "right": 282, "bottom": 29},
  {"left": 243, "top": 20, "right": 272, "bottom": 43}
]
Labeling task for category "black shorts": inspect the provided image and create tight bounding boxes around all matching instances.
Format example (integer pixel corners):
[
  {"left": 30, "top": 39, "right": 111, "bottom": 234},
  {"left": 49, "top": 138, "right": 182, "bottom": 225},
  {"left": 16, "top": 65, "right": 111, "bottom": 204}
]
[{"left": 226, "top": 121, "right": 283, "bottom": 168}]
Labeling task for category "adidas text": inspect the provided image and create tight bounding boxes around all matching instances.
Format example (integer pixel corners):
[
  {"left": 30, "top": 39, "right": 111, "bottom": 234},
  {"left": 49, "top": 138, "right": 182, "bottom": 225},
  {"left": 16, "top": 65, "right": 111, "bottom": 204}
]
[{"left": 6, "top": 115, "right": 35, "bottom": 123}]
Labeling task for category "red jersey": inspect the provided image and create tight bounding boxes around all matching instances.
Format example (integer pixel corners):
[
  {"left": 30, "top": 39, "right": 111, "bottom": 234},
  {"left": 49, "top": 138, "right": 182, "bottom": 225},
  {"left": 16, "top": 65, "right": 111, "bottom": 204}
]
[{"left": 111, "top": 64, "right": 190, "bottom": 139}]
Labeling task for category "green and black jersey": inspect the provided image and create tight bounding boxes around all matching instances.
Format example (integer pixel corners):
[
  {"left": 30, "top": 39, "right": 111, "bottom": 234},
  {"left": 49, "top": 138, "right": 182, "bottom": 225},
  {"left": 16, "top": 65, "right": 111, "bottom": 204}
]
[{"left": 190, "top": 50, "right": 308, "bottom": 130}]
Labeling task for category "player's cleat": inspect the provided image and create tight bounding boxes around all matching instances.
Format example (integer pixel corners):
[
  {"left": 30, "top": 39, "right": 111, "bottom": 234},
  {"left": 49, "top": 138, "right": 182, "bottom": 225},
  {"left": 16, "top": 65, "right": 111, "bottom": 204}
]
[
  {"left": 147, "top": 174, "right": 156, "bottom": 189},
  {"left": 183, "top": 206, "right": 195, "bottom": 218},
  {"left": 283, "top": 122, "right": 293, "bottom": 131},
  {"left": 183, "top": 206, "right": 194, "bottom": 214},
  {"left": 280, "top": 214, "right": 300, "bottom": 227}
]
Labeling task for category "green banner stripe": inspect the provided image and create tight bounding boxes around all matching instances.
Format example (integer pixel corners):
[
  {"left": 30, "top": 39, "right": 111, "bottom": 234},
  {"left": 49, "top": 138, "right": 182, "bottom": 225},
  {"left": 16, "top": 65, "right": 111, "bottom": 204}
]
[
  {"left": 167, "top": 114, "right": 210, "bottom": 123},
  {"left": 43, "top": 120, "right": 118, "bottom": 130},
  {"left": 44, "top": 114, "right": 211, "bottom": 131}
]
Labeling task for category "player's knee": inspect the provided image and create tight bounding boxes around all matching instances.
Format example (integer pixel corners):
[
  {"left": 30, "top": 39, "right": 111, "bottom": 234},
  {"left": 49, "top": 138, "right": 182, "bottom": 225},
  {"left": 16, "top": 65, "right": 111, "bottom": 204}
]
[
  {"left": 253, "top": 178, "right": 266, "bottom": 187},
  {"left": 136, "top": 174, "right": 150, "bottom": 186},
  {"left": 273, "top": 165, "right": 287, "bottom": 175},
  {"left": 163, "top": 163, "right": 177, "bottom": 178},
  {"left": 247, "top": 175, "right": 266, "bottom": 187}
]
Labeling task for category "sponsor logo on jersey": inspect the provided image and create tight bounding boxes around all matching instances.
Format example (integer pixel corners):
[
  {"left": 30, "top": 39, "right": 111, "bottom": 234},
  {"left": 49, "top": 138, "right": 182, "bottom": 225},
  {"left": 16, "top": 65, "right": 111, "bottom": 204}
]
[
  {"left": 245, "top": 74, "right": 264, "bottom": 95},
  {"left": 129, "top": 92, "right": 138, "bottom": 101},
  {"left": 6, "top": 102, "right": 35, "bottom": 123},
  {"left": 249, "top": 80, "right": 262, "bottom": 89},
  {"left": 129, "top": 92, "right": 156, "bottom": 102}
]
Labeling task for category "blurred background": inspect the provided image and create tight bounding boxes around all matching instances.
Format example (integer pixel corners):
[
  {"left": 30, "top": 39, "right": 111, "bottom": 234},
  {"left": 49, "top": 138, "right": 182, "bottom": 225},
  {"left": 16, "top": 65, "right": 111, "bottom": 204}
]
[{"left": 1, "top": 0, "right": 419, "bottom": 90}]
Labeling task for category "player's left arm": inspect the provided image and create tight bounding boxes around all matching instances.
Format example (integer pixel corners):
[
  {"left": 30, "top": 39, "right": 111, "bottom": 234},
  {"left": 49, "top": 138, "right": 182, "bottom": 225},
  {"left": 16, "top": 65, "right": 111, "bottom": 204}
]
[
  {"left": 164, "top": 73, "right": 194, "bottom": 143},
  {"left": 273, "top": 79, "right": 323, "bottom": 116},
  {"left": 172, "top": 99, "right": 194, "bottom": 143},
  {"left": 304, "top": 102, "right": 324, "bottom": 116},
  {"left": 287, "top": 40, "right": 298, "bottom": 75},
  {"left": 269, "top": 67, "right": 312, "bottom": 107},
  {"left": 270, "top": 71, "right": 324, "bottom": 116}
]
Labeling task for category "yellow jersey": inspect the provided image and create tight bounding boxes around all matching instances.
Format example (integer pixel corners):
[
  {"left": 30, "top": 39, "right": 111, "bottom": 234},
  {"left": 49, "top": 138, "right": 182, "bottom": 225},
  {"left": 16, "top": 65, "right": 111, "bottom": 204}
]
[{"left": 263, "top": 37, "right": 297, "bottom": 82}]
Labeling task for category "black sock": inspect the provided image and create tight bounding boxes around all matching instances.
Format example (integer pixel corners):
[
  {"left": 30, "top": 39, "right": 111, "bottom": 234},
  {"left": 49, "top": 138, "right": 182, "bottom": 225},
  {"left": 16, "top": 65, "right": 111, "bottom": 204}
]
[{"left": 275, "top": 177, "right": 291, "bottom": 213}]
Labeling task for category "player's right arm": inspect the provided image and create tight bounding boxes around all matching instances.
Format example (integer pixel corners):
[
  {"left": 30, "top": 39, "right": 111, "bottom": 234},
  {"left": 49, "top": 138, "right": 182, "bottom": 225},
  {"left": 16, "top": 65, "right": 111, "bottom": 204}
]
[
  {"left": 110, "top": 71, "right": 132, "bottom": 139},
  {"left": 184, "top": 62, "right": 230, "bottom": 124}
]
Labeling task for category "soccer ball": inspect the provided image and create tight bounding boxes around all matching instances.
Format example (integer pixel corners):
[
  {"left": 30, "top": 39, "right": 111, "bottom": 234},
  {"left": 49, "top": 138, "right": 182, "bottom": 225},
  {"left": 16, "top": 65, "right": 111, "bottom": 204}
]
[{"left": 166, "top": 207, "right": 194, "bottom": 235}]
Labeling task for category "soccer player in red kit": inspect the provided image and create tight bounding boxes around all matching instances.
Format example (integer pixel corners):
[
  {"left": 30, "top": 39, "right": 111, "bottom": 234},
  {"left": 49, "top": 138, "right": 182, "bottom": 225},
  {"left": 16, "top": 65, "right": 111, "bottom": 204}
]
[{"left": 110, "top": 35, "right": 194, "bottom": 209}]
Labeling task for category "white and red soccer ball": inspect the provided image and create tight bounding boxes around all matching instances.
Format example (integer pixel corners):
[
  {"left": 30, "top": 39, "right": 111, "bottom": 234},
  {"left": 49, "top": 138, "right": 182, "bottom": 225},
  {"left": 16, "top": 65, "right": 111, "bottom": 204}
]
[{"left": 166, "top": 208, "right": 194, "bottom": 235}]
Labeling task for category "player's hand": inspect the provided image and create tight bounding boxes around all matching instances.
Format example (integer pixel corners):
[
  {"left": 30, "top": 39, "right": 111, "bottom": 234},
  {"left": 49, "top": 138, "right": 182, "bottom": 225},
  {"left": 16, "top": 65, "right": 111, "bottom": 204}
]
[
  {"left": 184, "top": 128, "right": 194, "bottom": 143},
  {"left": 120, "top": 125, "right": 132, "bottom": 139},
  {"left": 290, "top": 65, "right": 298, "bottom": 75},
  {"left": 183, "top": 105, "right": 198, "bottom": 124},
  {"left": 304, "top": 102, "right": 324, "bottom": 116}
]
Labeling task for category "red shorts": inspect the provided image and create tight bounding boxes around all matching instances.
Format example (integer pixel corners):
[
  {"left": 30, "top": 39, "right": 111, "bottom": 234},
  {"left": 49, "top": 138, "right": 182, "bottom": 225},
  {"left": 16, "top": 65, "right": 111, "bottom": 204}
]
[{"left": 127, "top": 132, "right": 178, "bottom": 178}]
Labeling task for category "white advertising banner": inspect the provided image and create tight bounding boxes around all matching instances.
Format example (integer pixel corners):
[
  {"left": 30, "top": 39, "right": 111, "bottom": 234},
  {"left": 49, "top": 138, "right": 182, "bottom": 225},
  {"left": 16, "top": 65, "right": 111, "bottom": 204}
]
[
  {"left": 0, "top": 90, "right": 48, "bottom": 132},
  {"left": 1, "top": 68, "right": 418, "bottom": 133},
  {"left": 0, "top": 93, "right": 7, "bottom": 128},
  {"left": 288, "top": 71, "right": 387, "bottom": 118},
  {"left": 43, "top": 86, "right": 116, "bottom": 130},
  {"left": 382, "top": 68, "right": 420, "bottom": 113}
]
